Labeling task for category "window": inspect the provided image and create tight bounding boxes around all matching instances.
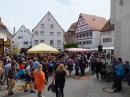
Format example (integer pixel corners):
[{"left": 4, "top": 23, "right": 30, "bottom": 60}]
[
  {"left": 18, "top": 36, "right": 23, "bottom": 39},
  {"left": 20, "top": 30, "right": 22, "bottom": 32},
  {"left": 83, "top": 41, "right": 86, "bottom": 44},
  {"left": 83, "top": 33, "right": 85, "bottom": 37},
  {"left": 57, "top": 32, "right": 61, "bottom": 36},
  {"left": 87, "top": 40, "right": 92, "bottom": 44},
  {"left": 86, "top": 33, "right": 88, "bottom": 37},
  {"left": 23, "top": 41, "right": 28, "bottom": 45},
  {"left": 41, "top": 24, "right": 44, "bottom": 28},
  {"left": 77, "top": 35, "right": 78, "bottom": 38},
  {"left": 24, "top": 30, "right": 26, "bottom": 32},
  {"left": 34, "top": 40, "right": 39, "bottom": 45},
  {"left": 103, "top": 38, "right": 112, "bottom": 42},
  {"left": 40, "top": 31, "right": 44, "bottom": 36},
  {"left": 109, "top": 38, "right": 112, "bottom": 42},
  {"left": 50, "top": 24, "right": 54, "bottom": 29},
  {"left": 50, "top": 40, "right": 54, "bottom": 45},
  {"left": 57, "top": 40, "right": 61, "bottom": 45},
  {"left": 18, "top": 36, "right": 20, "bottom": 39},
  {"left": 50, "top": 32, "right": 54, "bottom": 36},
  {"left": 12, "top": 41, "right": 14, "bottom": 43},
  {"left": 35, "top": 31, "right": 38, "bottom": 35},
  {"left": 79, "top": 42, "right": 82, "bottom": 45},
  {"left": 40, "top": 40, "right": 44, "bottom": 43},
  {"left": 48, "top": 19, "right": 50, "bottom": 21},
  {"left": 80, "top": 34, "right": 82, "bottom": 38}
]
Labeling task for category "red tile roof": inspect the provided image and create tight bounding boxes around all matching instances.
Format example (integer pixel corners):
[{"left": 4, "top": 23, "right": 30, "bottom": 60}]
[
  {"left": 81, "top": 13, "right": 107, "bottom": 31},
  {"left": 100, "top": 19, "right": 114, "bottom": 32},
  {"left": 0, "top": 17, "right": 7, "bottom": 29},
  {"left": 68, "top": 22, "right": 77, "bottom": 32}
]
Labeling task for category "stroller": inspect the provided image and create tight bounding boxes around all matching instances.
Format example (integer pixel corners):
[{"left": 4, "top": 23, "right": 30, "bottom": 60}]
[{"left": 101, "top": 62, "right": 113, "bottom": 82}]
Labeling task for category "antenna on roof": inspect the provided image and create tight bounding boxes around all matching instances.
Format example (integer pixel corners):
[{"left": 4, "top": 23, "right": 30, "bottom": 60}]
[{"left": 93, "top": 15, "right": 96, "bottom": 20}]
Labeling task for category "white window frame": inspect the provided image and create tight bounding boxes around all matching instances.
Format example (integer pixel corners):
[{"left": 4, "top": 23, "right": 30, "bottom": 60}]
[
  {"left": 18, "top": 36, "right": 20, "bottom": 39},
  {"left": 23, "top": 41, "right": 28, "bottom": 45},
  {"left": 50, "top": 24, "right": 54, "bottom": 29},
  {"left": 50, "top": 32, "right": 54, "bottom": 36},
  {"left": 34, "top": 40, "right": 39, "bottom": 45},
  {"left": 57, "top": 40, "right": 61, "bottom": 45},
  {"left": 57, "top": 32, "right": 61, "bottom": 36},
  {"left": 41, "top": 24, "right": 44, "bottom": 29},
  {"left": 50, "top": 40, "right": 54, "bottom": 45},
  {"left": 40, "top": 31, "right": 44, "bottom": 36},
  {"left": 40, "top": 40, "right": 44, "bottom": 43},
  {"left": 35, "top": 31, "right": 39, "bottom": 36}
]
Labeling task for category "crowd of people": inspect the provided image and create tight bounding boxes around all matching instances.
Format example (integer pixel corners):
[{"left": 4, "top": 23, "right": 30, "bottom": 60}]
[{"left": 0, "top": 51, "right": 130, "bottom": 97}]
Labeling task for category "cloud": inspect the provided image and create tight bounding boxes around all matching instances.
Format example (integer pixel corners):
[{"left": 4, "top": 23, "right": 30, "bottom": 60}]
[
  {"left": 0, "top": 0, "right": 110, "bottom": 32},
  {"left": 2, "top": 15, "right": 16, "bottom": 33}
]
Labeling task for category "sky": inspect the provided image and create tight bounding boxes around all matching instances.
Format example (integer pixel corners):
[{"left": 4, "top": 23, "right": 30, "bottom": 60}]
[{"left": 0, "top": 0, "right": 110, "bottom": 34}]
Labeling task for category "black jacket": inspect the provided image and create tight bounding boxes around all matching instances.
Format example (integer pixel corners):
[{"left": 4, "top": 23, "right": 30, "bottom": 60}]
[{"left": 48, "top": 84, "right": 56, "bottom": 93}]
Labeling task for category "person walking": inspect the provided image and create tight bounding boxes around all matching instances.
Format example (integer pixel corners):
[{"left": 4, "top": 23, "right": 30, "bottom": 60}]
[
  {"left": 2, "top": 60, "right": 11, "bottom": 89},
  {"left": 33, "top": 58, "right": 39, "bottom": 71},
  {"left": 95, "top": 58, "right": 103, "bottom": 79},
  {"left": 52, "top": 64, "right": 68, "bottom": 97},
  {"left": 42, "top": 58, "right": 49, "bottom": 82},
  {"left": 90, "top": 55, "right": 97, "bottom": 74},
  {"left": 24, "top": 60, "right": 36, "bottom": 93},
  {"left": 67, "top": 57, "right": 73, "bottom": 77},
  {"left": 33, "top": 64, "right": 48, "bottom": 97},
  {"left": 8, "top": 62, "right": 17, "bottom": 95},
  {"left": 114, "top": 58, "right": 124, "bottom": 92}
]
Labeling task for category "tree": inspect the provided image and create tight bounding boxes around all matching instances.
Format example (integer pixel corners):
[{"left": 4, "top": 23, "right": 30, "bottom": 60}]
[{"left": 64, "top": 42, "right": 78, "bottom": 49}]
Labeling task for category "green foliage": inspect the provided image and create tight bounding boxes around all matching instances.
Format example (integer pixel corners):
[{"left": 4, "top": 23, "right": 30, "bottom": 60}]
[{"left": 64, "top": 42, "right": 78, "bottom": 49}]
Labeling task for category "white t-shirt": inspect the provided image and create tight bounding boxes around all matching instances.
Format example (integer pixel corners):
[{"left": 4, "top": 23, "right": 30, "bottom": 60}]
[{"left": 26, "top": 65, "right": 31, "bottom": 75}]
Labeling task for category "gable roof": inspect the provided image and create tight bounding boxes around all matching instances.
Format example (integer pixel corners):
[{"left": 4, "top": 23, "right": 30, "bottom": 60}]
[
  {"left": 0, "top": 17, "right": 7, "bottom": 29},
  {"left": 32, "top": 11, "right": 64, "bottom": 32},
  {"left": 100, "top": 19, "right": 114, "bottom": 32},
  {"left": 11, "top": 25, "right": 32, "bottom": 39},
  {"left": 81, "top": 13, "right": 107, "bottom": 31}
]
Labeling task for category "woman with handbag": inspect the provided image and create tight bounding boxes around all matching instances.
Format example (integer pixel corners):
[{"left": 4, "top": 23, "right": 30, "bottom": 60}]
[
  {"left": 52, "top": 64, "right": 68, "bottom": 97},
  {"left": 33, "top": 64, "right": 48, "bottom": 97}
]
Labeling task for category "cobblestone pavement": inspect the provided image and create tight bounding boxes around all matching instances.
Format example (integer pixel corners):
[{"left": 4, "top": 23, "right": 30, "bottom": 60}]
[
  {"left": 87, "top": 78, "right": 130, "bottom": 97},
  {"left": 0, "top": 76, "right": 90, "bottom": 97},
  {"left": 0, "top": 80, "right": 25, "bottom": 97}
]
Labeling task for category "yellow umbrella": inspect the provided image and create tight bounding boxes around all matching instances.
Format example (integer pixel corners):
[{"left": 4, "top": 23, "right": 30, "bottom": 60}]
[{"left": 27, "top": 43, "right": 59, "bottom": 53}]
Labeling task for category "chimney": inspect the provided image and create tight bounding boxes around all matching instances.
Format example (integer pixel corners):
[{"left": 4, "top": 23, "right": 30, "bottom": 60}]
[
  {"left": 93, "top": 15, "right": 96, "bottom": 20},
  {"left": 13, "top": 27, "right": 15, "bottom": 35}
]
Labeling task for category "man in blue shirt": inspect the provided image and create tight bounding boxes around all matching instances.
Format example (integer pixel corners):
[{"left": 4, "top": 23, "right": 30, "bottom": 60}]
[
  {"left": 33, "top": 59, "right": 39, "bottom": 70},
  {"left": 110, "top": 56, "right": 118, "bottom": 88}
]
